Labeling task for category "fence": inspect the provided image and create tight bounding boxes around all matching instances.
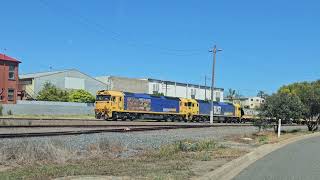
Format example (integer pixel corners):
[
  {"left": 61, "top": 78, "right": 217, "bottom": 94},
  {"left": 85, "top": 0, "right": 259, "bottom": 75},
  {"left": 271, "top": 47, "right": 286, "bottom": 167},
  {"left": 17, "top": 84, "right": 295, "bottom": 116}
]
[{"left": 2, "top": 100, "right": 94, "bottom": 116}]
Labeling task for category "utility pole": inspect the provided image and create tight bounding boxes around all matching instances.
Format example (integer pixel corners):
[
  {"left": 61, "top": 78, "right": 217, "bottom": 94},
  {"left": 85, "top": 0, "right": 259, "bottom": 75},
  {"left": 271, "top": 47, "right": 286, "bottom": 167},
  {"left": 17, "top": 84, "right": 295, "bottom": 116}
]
[
  {"left": 209, "top": 45, "right": 222, "bottom": 124},
  {"left": 205, "top": 75, "right": 207, "bottom": 100}
]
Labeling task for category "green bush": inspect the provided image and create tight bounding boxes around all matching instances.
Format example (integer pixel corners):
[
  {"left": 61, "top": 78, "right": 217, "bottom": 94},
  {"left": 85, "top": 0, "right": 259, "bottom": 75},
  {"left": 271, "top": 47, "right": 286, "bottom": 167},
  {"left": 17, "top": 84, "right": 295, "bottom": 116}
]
[
  {"left": 37, "top": 82, "right": 69, "bottom": 102},
  {"left": 152, "top": 92, "right": 164, "bottom": 97},
  {"left": 253, "top": 119, "right": 272, "bottom": 132},
  {"left": 68, "top": 90, "right": 95, "bottom": 103}
]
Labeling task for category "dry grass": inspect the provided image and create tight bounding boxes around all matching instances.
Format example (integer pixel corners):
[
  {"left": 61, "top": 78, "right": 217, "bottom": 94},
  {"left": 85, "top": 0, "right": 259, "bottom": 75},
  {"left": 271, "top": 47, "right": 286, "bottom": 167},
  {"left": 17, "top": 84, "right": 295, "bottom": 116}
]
[
  {"left": 0, "top": 138, "right": 125, "bottom": 168},
  {"left": 1, "top": 130, "right": 307, "bottom": 180},
  {"left": 0, "top": 140, "right": 73, "bottom": 166},
  {"left": 0, "top": 138, "right": 243, "bottom": 179},
  {"left": 225, "top": 128, "right": 309, "bottom": 146}
]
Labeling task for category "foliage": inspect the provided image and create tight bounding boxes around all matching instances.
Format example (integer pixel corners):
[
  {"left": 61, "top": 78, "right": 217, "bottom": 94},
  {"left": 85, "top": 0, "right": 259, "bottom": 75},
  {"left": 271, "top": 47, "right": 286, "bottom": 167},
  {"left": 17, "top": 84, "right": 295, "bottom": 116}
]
[
  {"left": 253, "top": 119, "right": 272, "bottom": 132},
  {"left": 152, "top": 92, "right": 165, "bottom": 97},
  {"left": 257, "top": 135, "right": 268, "bottom": 144},
  {"left": 68, "top": 90, "right": 95, "bottom": 103},
  {"left": 225, "top": 88, "right": 242, "bottom": 102},
  {"left": 279, "top": 81, "right": 320, "bottom": 131},
  {"left": 226, "top": 88, "right": 236, "bottom": 100},
  {"left": 37, "top": 82, "right": 69, "bottom": 102},
  {"left": 0, "top": 105, "right": 3, "bottom": 116},
  {"left": 257, "top": 90, "right": 268, "bottom": 99},
  {"left": 260, "top": 92, "right": 305, "bottom": 123}
]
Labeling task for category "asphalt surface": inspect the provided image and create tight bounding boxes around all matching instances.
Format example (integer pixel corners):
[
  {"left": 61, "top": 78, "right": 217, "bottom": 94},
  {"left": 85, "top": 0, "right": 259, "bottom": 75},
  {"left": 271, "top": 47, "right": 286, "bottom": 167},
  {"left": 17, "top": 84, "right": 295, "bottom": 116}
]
[{"left": 234, "top": 135, "right": 320, "bottom": 180}]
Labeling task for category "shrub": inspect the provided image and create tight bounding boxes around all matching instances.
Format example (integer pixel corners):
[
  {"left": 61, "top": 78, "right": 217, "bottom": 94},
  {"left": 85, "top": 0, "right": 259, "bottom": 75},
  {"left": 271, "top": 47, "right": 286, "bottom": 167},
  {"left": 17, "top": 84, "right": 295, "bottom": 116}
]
[
  {"left": 37, "top": 82, "right": 69, "bottom": 102},
  {"left": 68, "top": 90, "right": 95, "bottom": 103},
  {"left": 253, "top": 119, "right": 272, "bottom": 132}
]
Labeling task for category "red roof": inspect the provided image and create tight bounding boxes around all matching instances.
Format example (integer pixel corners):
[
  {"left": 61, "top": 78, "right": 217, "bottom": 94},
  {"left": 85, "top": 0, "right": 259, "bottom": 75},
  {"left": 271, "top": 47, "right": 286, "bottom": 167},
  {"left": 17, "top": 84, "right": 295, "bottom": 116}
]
[{"left": 0, "top": 53, "right": 21, "bottom": 63}]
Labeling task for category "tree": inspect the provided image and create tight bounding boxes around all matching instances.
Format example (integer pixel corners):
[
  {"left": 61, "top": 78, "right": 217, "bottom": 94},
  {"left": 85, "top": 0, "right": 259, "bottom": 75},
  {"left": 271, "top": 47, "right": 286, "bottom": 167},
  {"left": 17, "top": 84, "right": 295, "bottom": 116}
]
[
  {"left": 69, "top": 90, "right": 95, "bottom": 103},
  {"left": 260, "top": 92, "right": 306, "bottom": 132},
  {"left": 257, "top": 90, "right": 268, "bottom": 99},
  {"left": 279, "top": 81, "right": 320, "bottom": 131},
  {"left": 37, "top": 82, "right": 69, "bottom": 102},
  {"left": 226, "top": 88, "right": 236, "bottom": 101}
]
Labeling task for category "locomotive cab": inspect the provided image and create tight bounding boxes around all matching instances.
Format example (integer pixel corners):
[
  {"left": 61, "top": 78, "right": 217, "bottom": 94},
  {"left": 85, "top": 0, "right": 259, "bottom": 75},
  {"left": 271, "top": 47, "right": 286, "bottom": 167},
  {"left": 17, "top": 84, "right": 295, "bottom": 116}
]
[
  {"left": 179, "top": 98, "right": 199, "bottom": 120},
  {"left": 95, "top": 90, "right": 124, "bottom": 119}
]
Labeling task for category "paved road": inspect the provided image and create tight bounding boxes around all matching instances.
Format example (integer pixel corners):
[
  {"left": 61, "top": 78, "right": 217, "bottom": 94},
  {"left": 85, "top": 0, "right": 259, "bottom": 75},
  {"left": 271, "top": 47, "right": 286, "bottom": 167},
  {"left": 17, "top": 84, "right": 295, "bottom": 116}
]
[{"left": 234, "top": 135, "right": 320, "bottom": 180}]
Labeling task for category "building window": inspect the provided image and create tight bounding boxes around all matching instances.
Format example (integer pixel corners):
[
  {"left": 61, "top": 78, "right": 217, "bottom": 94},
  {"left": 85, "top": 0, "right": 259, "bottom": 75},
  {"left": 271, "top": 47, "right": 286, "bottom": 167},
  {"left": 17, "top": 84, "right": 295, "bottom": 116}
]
[
  {"left": 190, "top": 89, "right": 196, "bottom": 99},
  {"left": 152, "top": 84, "right": 160, "bottom": 94},
  {"left": 251, "top": 99, "right": 253, "bottom": 101},
  {"left": 8, "top": 65, "right": 15, "bottom": 80},
  {"left": 8, "top": 89, "right": 15, "bottom": 101},
  {"left": 0, "top": 88, "right": 4, "bottom": 101}
]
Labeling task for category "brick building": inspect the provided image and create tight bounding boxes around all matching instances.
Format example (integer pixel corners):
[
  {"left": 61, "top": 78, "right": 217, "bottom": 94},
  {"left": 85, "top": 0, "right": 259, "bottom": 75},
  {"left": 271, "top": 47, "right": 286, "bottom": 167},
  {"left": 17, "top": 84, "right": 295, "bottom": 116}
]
[{"left": 0, "top": 54, "right": 21, "bottom": 104}]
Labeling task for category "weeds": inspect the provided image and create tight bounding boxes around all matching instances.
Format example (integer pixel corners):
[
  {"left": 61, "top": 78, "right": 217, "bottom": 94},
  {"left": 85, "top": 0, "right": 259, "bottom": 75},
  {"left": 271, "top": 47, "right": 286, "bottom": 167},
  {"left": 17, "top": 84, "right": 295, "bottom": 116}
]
[
  {"left": 195, "top": 152, "right": 212, "bottom": 161},
  {"left": 0, "top": 139, "right": 74, "bottom": 165},
  {"left": 0, "top": 138, "right": 238, "bottom": 179},
  {"left": 257, "top": 135, "right": 268, "bottom": 144},
  {"left": 176, "top": 139, "right": 217, "bottom": 152}
]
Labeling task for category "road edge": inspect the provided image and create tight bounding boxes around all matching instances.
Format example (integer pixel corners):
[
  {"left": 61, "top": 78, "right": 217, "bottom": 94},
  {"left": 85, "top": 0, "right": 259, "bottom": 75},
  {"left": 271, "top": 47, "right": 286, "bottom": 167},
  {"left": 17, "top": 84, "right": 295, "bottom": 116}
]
[{"left": 198, "top": 132, "right": 320, "bottom": 180}]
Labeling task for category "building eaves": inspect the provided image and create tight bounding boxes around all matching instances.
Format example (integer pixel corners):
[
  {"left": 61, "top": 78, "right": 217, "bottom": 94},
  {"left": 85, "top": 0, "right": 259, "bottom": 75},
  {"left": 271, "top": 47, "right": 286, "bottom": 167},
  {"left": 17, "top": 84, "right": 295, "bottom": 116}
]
[
  {"left": 147, "top": 78, "right": 224, "bottom": 91},
  {"left": 19, "top": 70, "right": 67, "bottom": 79}
]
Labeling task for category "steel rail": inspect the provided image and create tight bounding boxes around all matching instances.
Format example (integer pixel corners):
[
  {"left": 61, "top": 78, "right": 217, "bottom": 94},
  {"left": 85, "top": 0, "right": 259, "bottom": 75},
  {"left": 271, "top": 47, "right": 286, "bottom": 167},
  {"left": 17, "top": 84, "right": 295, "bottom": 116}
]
[
  {"left": 0, "top": 123, "right": 254, "bottom": 128},
  {"left": 0, "top": 125, "right": 216, "bottom": 139},
  {"left": 0, "top": 124, "right": 304, "bottom": 139}
]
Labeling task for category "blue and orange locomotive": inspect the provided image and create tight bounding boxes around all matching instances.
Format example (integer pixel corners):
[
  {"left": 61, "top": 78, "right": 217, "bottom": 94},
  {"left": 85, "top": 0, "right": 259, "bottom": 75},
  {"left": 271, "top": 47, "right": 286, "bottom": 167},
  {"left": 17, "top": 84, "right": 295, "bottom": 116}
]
[{"left": 95, "top": 90, "right": 243, "bottom": 122}]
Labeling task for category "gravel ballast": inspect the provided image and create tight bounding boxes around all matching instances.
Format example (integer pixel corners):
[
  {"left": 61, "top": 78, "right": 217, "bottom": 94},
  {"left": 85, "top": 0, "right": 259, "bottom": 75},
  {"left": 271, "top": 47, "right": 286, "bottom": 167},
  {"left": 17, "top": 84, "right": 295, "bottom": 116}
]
[{"left": 0, "top": 126, "right": 307, "bottom": 156}]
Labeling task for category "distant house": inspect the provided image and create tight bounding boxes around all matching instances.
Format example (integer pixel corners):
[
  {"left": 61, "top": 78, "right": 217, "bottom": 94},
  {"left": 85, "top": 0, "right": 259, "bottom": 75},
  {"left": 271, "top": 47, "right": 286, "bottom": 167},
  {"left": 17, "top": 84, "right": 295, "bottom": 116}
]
[
  {"left": 241, "top": 96, "right": 265, "bottom": 109},
  {"left": 224, "top": 96, "right": 265, "bottom": 109},
  {"left": 96, "top": 76, "right": 149, "bottom": 94},
  {"left": 0, "top": 54, "right": 21, "bottom": 104},
  {"left": 19, "top": 69, "right": 108, "bottom": 99}
]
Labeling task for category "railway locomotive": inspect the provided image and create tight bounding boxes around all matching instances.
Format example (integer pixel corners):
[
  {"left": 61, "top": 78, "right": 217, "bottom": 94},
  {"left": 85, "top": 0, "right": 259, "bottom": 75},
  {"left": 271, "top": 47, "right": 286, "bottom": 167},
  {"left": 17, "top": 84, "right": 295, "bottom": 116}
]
[{"left": 95, "top": 90, "right": 244, "bottom": 122}]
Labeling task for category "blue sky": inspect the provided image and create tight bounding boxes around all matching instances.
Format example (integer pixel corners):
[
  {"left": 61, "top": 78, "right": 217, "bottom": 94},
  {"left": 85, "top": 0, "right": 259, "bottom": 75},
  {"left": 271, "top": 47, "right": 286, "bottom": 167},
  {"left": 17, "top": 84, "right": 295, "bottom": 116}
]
[{"left": 1, "top": 0, "right": 320, "bottom": 96}]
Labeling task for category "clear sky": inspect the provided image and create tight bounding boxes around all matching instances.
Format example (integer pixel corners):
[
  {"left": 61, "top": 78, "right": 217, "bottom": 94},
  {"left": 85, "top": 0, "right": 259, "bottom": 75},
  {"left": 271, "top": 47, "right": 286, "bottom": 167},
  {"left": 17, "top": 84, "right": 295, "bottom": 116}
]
[{"left": 1, "top": 0, "right": 320, "bottom": 96}]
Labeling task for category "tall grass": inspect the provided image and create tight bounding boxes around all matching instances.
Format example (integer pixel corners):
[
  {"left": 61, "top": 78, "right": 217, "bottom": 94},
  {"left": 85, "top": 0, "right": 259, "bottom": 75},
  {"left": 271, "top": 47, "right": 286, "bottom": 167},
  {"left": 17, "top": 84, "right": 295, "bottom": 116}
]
[
  {"left": 0, "top": 138, "right": 123, "bottom": 166},
  {"left": 153, "top": 139, "right": 217, "bottom": 160}
]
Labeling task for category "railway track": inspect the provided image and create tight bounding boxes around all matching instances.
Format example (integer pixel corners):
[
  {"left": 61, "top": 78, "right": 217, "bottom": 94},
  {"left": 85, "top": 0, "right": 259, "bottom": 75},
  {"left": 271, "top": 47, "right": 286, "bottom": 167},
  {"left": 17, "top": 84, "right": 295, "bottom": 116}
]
[
  {"left": 0, "top": 123, "right": 253, "bottom": 128},
  {"left": 0, "top": 123, "right": 304, "bottom": 139},
  {"left": 0, "top": 125, "right": 218, "bottom": 139}
]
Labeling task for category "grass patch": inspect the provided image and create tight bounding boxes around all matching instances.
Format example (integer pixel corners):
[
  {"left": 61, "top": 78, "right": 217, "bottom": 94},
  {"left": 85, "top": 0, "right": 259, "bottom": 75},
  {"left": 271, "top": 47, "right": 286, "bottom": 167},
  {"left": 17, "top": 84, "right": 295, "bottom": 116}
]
[
  {"left": 257, "top": 135, "right": 268, "bottom": 144},
  {"left": 0, "top": 139, "right": 238, "bottom": 179}
]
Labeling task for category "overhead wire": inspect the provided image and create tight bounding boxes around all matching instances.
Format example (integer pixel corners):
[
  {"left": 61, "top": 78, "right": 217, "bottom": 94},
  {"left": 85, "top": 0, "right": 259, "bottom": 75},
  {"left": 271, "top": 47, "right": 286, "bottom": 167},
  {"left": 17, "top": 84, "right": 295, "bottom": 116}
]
[{"left": 38, "top": 0, "right": 205, "bottom": 56}]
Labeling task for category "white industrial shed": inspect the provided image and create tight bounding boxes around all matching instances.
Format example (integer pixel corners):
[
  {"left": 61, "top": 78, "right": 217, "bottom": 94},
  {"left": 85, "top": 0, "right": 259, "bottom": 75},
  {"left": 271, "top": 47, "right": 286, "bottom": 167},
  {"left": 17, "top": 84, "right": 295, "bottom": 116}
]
[
  {"left": 19, "top": 69, "right": 108, "bottom": 99},
  {"left": 96, "top": 76, "right": 224, "bottom": 102}
]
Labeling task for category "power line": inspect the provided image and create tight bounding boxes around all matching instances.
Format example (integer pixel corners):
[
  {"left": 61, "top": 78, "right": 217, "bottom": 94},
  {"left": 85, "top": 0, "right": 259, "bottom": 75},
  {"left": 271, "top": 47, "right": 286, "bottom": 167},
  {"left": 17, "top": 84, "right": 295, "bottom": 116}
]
[{"left": 38, "top": 0, "right": 204, "bottom": 56}]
